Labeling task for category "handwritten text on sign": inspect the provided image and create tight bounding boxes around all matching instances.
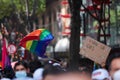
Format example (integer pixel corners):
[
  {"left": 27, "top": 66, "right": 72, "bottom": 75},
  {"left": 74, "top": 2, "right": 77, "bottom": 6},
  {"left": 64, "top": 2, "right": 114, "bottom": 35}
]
[{"left": 80, "top": 36, "right": 111, "bottom": 66}]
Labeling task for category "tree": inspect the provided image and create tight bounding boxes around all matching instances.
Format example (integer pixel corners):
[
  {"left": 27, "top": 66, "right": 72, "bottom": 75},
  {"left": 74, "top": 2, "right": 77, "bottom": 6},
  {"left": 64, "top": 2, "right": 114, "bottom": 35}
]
[
  {"left": 68, "top": 0, "right": 112, "bottom": 68},
  {"left": 68, "top": 0, "right": 82, "bottom": 68},
  {"left": 0, "top": 0, "right": 45, "bottom": 34}
]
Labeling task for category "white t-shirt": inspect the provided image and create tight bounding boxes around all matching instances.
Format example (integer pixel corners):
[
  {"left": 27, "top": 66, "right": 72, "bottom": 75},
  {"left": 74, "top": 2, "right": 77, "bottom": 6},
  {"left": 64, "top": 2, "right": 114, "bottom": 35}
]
[{"left": 1, "top": 78, "right": 11, "bottom": 80}]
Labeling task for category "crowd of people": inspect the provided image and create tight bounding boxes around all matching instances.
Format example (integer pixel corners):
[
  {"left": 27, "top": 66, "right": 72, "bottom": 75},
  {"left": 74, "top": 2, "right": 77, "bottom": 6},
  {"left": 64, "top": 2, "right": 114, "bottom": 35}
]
[{"left": 0, "top": 48, "right": 120, "bottom": 80}]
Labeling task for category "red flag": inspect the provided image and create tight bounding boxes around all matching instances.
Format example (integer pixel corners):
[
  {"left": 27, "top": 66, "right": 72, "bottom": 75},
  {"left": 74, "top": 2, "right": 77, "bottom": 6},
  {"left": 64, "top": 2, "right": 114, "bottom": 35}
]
[{"left": 2, "top": 38, "right": 11, "bottom": 69}]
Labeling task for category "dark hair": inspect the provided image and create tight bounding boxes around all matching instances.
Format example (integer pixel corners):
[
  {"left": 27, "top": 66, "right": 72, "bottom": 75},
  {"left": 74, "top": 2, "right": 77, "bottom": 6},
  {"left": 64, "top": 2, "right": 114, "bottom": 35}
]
[
  {"left": 105, "top": 48, "right": 120, "bottom": 71},
  {"left": 29, "top": 60, "right": 43, "bottom": 73},
  {"left": 66, "top": 65, "right": 92, "bottom": 77},
  {"left": 14, "top": 61, "right": 29, "bottom": 70},
  {"left": 65, "top": 58, "right": 93, "bottom": 76},
  {"left": 79, "top": 58, "right": 94, "bottom": 71},
  {"left": 2, "top": 66, "right": 15, "bottom": 79},
  {"left": 42, "top": 64, "right": 65, "bottom": 79}
]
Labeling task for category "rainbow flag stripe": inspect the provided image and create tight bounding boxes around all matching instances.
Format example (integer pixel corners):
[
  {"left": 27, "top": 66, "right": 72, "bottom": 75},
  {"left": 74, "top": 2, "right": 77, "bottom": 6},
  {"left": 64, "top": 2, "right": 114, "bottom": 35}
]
[{"left": 20, "top": 29, "right": 54, "bottom": 57}]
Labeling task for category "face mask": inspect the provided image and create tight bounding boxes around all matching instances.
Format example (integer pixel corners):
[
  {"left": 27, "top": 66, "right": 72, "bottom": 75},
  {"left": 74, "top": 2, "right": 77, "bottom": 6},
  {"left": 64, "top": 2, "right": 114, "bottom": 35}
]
[
  {"left": 113, "top": 70, "right": 120, "bottom": 80},
  {"left": 15, "top": 71, "right": 27, "bottom": 78}
]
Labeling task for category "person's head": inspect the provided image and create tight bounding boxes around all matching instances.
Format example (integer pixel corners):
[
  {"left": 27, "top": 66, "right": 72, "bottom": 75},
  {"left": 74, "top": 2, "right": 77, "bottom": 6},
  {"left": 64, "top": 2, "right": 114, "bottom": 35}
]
[
  {"left": 105, "top": 48, "right": 120, "bottom": 79},
  {"left": 78, "top": 58, "right": 94, "bottom": 73},
  {"left": 42, "top": 63, "right": 65, "bottom": 80},
  {"left": 57, "top": 72, "right": 91, "bottom": 80},
  {"left": 58, "top": 58, "right": 92, "bottom": 80},
  {"left": 2, "top": 66, "right": 15, "bottom": 79},
  {"left": 14, "top": 61, "right": 29, "bottom": 72},
  {"left": 14, "top": 61, "right": 29, "bottom": 78},
  {"left": 57, "top": 68, "right": 92, "bottom": 80},
  {"left": 92, "top": 68, "right": 110, "bottom": 80}
]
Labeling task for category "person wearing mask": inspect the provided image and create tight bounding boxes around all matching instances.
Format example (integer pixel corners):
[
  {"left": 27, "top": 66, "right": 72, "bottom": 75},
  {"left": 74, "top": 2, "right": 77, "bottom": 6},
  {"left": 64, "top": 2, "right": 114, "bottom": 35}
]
[
  {"left": 113, "top": 69, "right": 120, "bottom": 80},
  {"left": 13, "top": 61, "right": 33, "bottom": 80},
  {"left": 105, "top": 48, "right": 120, "bottom": 80}
]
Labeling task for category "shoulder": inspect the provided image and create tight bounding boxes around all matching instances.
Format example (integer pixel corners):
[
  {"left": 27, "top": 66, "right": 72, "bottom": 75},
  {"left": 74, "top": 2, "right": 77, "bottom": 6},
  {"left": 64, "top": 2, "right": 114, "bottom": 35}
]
[
  {"left": 1, "top": 78, "right": 11, "bottom": 80},
  {"left": 12, "top": 77, "right": 34, "bottom": 80}
]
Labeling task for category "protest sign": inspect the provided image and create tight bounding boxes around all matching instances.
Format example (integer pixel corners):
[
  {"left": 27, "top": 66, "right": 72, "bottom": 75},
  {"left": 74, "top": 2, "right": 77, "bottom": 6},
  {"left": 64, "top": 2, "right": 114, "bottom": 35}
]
[{"left": 80, "top": 36, "right": 111, "bottom": 66}]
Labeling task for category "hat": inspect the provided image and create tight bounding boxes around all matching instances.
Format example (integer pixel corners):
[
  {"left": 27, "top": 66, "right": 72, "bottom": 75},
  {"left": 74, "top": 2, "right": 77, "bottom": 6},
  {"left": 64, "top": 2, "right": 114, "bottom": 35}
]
[
  {"left": 33, "top": 68, "right": 44, "bottom": 80},
  {"left": 92, "top": 68, "right": 109, "bottom": 79},
  {"left": 113, "top": 70, "right": 120, "bottom": 80}
]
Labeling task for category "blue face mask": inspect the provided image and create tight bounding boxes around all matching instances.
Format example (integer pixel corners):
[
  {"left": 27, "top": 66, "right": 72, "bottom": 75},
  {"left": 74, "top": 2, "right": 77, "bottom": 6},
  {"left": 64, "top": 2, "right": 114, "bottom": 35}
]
[{"left": 15, "top": 71, "right": 27, "bottom": 78}]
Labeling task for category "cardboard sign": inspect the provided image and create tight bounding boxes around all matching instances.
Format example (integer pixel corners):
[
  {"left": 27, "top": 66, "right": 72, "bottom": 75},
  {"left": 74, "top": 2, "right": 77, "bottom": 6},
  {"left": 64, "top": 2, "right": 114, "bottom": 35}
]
[{"left": 80, "top": 36, "right": 111, "bottom": 66}]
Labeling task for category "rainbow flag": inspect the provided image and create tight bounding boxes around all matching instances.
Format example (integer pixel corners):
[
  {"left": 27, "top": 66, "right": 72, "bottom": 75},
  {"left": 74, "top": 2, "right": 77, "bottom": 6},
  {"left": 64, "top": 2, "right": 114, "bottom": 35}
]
[{"left": 20, "top": 29, "right": 54, "bottom": 57}]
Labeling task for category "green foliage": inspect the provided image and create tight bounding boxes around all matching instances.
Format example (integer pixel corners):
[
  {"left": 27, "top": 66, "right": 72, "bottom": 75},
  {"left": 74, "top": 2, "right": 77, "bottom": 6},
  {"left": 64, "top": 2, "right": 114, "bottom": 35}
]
[
  {"left": 0, "top": 0, "right": 13, "bottom": 19},
  {"left": 110, "top": 9, "right": 116, "bottom": 24},
  {"left": 36, "top": 0, "right": 46, "bottom": 14},
  {"left": 109, "top": 6, "right": 120, "bottom": 25},
  {"left": 117, "top": 6, "right": 120, "bottom": 20},
  {"left": 0, "top": 0, "right": 46, "bottom": 19}
]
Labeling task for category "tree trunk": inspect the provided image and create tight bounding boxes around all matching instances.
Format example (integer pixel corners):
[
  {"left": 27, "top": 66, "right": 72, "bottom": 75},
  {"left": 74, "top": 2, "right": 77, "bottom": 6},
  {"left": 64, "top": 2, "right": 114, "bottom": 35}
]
[
  {"left": 68, "top": 0, "right": 82, "bottom": 68},
  {"left": 25, "top": 0, "right": 31, "bottom": 31}
]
